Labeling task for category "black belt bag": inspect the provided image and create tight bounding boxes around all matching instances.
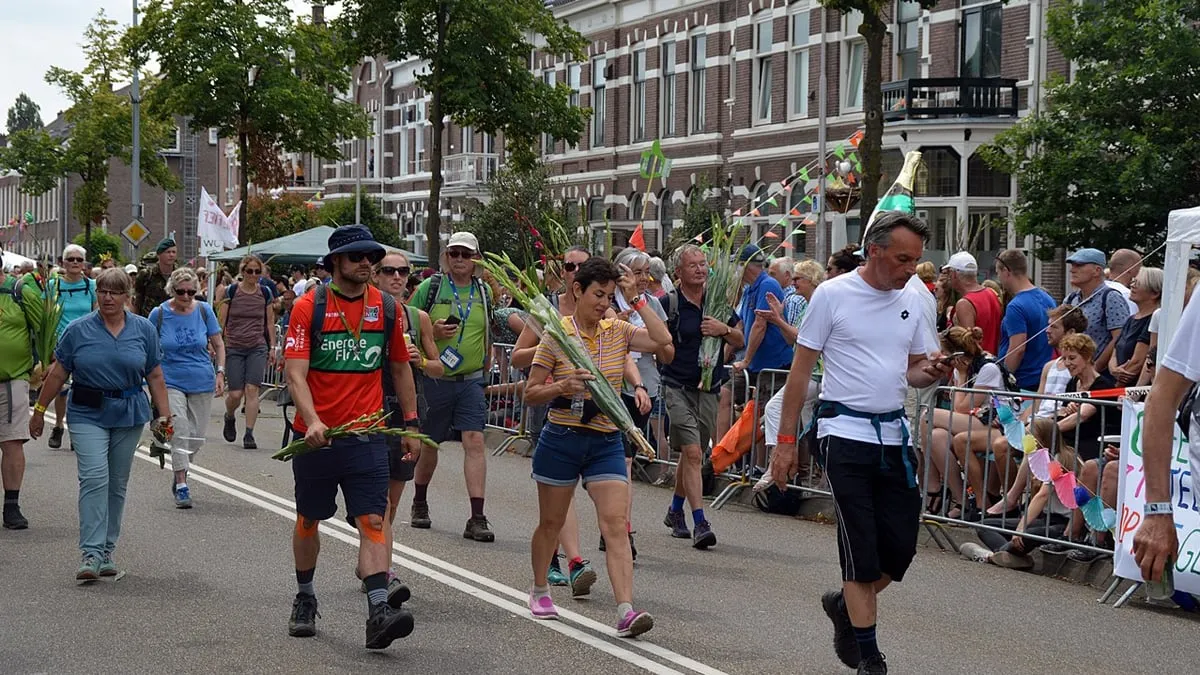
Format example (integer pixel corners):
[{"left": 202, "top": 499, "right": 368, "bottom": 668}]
[
  {"left": 72, "top": 385, "right": 141, "bottom": 410},
  {"left": 549, "top": 396, "right": 603, "bottom": 426}
]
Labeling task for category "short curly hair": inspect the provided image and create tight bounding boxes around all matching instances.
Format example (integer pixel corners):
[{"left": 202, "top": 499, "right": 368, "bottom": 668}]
[{"left": 1057, "top": 333, "right": 1096, "bottom": 362}]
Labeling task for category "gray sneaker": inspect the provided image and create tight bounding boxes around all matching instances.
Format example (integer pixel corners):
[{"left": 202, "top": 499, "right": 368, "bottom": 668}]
[{"left": 76, "top": 555, "right": 101, "bottom": 582}]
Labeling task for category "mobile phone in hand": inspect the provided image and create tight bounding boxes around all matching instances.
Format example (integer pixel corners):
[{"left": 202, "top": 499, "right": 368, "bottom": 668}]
[{"left": 444, "top": 315, "right": 462, "bottom": 326}]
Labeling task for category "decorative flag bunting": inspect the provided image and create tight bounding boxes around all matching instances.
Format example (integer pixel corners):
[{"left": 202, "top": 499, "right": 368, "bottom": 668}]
[
  {"left": 764, "top": 196, "right": 777, "bottom": 207},
  {"left": 789, "top": 207, "right": 801, "bottom": 217},
  {"left": 803, "top": 195, "right": 812, "bottom": 205},
  {"left": 799, "top": 167, "right": 810, "bottom": 182},
  {"left": 733, "top": 208, "right": 742, "bottom": 217},
  {"left": 778, "top": 241, "right": 793, "bottom": 249},
  {"left": 776, "top": 216, "right": 790, "bottom": 226},
  {"left": 834, "top": 145, "right": 846, "bottom": 159},
  {"left": 763, "top": 231, "right": 779, "bottom": 238},
  {"left": 849, "top": 152, "right": 858, "bottom": 164},
  {"left": 849, "top": 130, "right": 864, "bottom": 147},
  {"left": 855, "top": 161, "right": 863, "bottom": 173},
  {"left": 751, "top": 209, "right": 760, "bottom": 217},
  {"left": 629, "top": 223, "right": 646, "bottom": 251}
]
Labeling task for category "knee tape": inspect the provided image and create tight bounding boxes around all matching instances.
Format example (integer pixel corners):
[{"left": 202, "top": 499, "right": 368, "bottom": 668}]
[
  {"left": 356, "top": 514, "right": 387, "bottom": 546},
  {"left": 294, "top": 517, "right": 319, "bottom": 538}
]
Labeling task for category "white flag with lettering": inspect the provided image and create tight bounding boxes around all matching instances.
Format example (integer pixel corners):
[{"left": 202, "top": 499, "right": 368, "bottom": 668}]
[{"left": 198, "top": 187, "right": 240, "bottom": 256}]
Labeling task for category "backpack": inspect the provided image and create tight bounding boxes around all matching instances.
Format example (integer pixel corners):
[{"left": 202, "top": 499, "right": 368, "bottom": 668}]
[
  {"left": 967, "top": 354, "right": 1020, "bottom": 393},
  {"left": 310, "top": 284, "right": 396, "bottom": 367},
  {"left": 0, "top": 275, "right": 38, "bottom": 369},
  {"left": 663, "top": 288, "right": 680, "bottom": 336},
  {"left": 154, "top": 301, "right": 216, "bottom": 339},
  {"left": 421, "top": 272, "right": 491, "bottom": 347},
  {"left": 50, "top": 276, "right": 96, "bottom": 307}
]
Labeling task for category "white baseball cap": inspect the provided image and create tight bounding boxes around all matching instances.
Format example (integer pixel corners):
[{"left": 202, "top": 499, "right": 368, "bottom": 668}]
[
  {"left": 447, "top": 231, "right": 480, "bottom": 253},
  {"left": 941, "top": 252, "right": 978, "bottom": 274},
  {"left": 124, "top": 264, "right": 138, "bottom": 274}
]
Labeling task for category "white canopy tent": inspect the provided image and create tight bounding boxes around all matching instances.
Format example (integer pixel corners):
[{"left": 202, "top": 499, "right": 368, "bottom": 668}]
[
  {"left": 2, "top": 250, "right": 35, "bottom": 272},
  {"left": 1159, "top": 206, "right": 1200, "bottom": 352}
]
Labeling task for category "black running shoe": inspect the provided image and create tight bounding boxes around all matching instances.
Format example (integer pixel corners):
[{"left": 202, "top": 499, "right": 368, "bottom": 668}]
[
  {"left": 48, "top": 426, "right": 64, "bottom": 449},
  {"left": 3, "top": 505, "right": 28, "bottom": 530},
  {"left": 288, "top": 593, "right": 319, "bottom": 638},
  {"left": 858, "top": 653, "right": 887, "bottom": 674},
  {"left": 222, "top": 414, "right": 237, "bottom": 443},
  {"left": 365, "top": 602, "right": 414, "bottom": 649},
  {"left": 821, "top": 590, "right": 861, "bottom": 668}
]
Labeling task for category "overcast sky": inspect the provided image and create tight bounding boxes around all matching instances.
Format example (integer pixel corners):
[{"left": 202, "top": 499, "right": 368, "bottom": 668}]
[{"left": 0, "top": 0, "right": 330, "bottom": 130}]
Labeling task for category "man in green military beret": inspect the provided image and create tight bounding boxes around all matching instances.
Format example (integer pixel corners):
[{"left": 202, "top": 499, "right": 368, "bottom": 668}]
[{"left": 134, "top": 238, "right": 177, "bottom": 317}]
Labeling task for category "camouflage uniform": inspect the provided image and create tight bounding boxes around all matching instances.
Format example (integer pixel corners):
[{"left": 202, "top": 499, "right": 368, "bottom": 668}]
[{"left": 134, "top": 265, "right": 171, "bottom": 317}]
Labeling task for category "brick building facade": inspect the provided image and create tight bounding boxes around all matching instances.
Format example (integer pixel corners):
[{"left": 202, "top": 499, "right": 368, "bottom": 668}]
[{"left": 285, "top": 0, "right": 1075, "bottom": 296}]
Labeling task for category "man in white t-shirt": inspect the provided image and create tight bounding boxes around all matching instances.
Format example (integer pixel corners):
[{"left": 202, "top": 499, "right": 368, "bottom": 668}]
[
  {"left": 1133, "top": 283, "right": 1199, "bottom": 586},
  {"left": 769, "top": 212, "right": 950, "bottom": 675}
]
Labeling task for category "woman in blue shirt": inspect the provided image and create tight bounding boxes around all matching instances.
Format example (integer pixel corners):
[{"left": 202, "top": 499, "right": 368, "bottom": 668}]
[
  {"left": 149, "top": 268, "right": 225, "bottom": 508},
  {"left": 45, "top": 244, "right": 97, "bottom": 449},
  {"left": 29, "top": 267, "right": 172, "bottom": 582}
]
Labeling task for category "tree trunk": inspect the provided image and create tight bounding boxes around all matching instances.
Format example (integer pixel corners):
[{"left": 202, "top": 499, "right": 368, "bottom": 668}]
[
  {"left": 428, "top": 88, "right": 445, "bottom": 265},
  {"left": 239, "top": 125, "right": 250, "bottom": 234},
  {"left": 859, "top": 15, "right": 887, "bottom": 219}
]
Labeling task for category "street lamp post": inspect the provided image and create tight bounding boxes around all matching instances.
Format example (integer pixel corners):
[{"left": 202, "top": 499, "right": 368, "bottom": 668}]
[{"left": 130, "top": 0, "right": 143, "bottom": 260}]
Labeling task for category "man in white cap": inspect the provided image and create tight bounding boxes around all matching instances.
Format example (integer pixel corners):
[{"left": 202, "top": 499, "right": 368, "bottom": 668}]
[
  {"left": 406, "top": 231, "right": 495, "bottom": 542},
  {"left": 944, "top": 251, "right": 1001, "bottom": 355}
]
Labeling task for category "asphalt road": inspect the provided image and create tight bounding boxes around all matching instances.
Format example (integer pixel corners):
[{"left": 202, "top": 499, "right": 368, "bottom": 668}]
[{"left": 1, "top": 405, "right": 1194, "bottom": 675}]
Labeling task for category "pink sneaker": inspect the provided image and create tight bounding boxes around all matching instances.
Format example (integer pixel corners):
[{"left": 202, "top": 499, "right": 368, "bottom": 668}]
[
  {"left": 529, "top": 591, "right": 558, "bottom": 620},
  {"left": 616, "top": 610, "right": 654, "bottom": 637}
]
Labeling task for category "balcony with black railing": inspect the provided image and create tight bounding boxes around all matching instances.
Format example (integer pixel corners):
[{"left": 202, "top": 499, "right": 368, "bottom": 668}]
[{"left": 882, "top": 78, "right": 1019, "bottom": 122}]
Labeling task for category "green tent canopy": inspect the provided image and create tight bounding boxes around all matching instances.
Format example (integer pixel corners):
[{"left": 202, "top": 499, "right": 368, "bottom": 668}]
[{"left": 209, "top": 226, "right": 428, "bottom": 268}]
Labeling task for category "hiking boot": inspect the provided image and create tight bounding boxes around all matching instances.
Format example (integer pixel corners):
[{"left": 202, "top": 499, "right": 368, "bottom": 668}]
[
  {"left": 387, "top": 576, "right": 411, "bottom": 608},
  {"left": 410, "top": 502, "right": 432, "bottom": 529},
  {"left": 858, "top": 653, "right": 888, "bottom": 675},
  {"left": 243, "top": 430, "right": 257, "bottom": 450},
  {"left": 529, "top": 590, "right": 558, "bottom": 620},
  {"left": 568, "top": 559, "right": 597, "bottom": 597},
  {"left": 616, "top": 610, "right": 654, "bottom": 638},
  {"left": 547, "top": 556, "right": 568, "bottom": 587},
  {"left": 48, "top": 426, "right": 64, "bottom": 449},
  {"left": 3, "top": 505, "right": 28, "bottom": 530},
  {"left": 1067, "top": 547, "right": 1110, "bottom": 564},
  {"left": 365, "top": 602, "right": 414, "bottom": 649},
  {"left": 821, "top": 590, "right": 861, "bottom": 668},
  {"left": 663, "top": 509, "right": 689, "bottom": 538},
  {"left": 692, "top": 520, "right": 716, "bottom": 550},
  {"left": 98, "top": 554, "right": 118, "bottom": 577},
  {"left": 288, "top": 593, "right": 319, "bottom": 638},
  {"left": 174, "top": 484, "right": 192, "bottom": 509},
  {"left": 76, "top": 555, "right": 101, "bottom": 582},
  {"left": 463, "top": 516, "right": 495, "bottom": 542},
  {"left": 222, "top": 414, "right": 237, "bottom": 442}
]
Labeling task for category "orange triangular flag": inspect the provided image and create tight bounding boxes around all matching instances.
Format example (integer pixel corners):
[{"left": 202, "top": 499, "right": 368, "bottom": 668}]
[
  {"left": 751, "top": 209, "right": 760, "bottom": 217},
  {"left": 779, "top": 241, "right": 793, "bottom": 249},
  {"left": 763, "top": 231, "right": 779, "bottom": 238},
  {"left": 849, "top": 130, "right": 865, "bottom": 147},
  {"left": 629, "top": 223, "right": 646, "bottom": 251},
  {"left": 789, "top": 207, "right": 801, "bottom": 217},
  {"left": 732, "top": 208, "right": 742, "bottom": 217}
]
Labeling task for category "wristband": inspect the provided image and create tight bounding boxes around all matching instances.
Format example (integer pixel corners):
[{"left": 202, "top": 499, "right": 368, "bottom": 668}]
[
  {"left": 1144, "top": 502, "right": 1173, "bottom": 516},
  {"left": 33, "top": 402, "right": 47, "bottom": 414},
  {"left": 403, "top": 411, "right": 419, "bottom": 422},
  {"left": 630, "top": 296, "right": 648, "bottom": 311},
  {"left": 777, "top": 434, "right": 798, "bottom": 445},
  {"left": 634, "top": 384, "right": 647, "bottom": 392}
]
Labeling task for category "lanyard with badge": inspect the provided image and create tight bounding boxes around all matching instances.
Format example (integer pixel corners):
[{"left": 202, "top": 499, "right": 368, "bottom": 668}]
[
  {"left": 568, "top": 317, "right": 601, "bottom": 418},
  {"left": 328, "top": 286, "right": 366, "bottom": 357},
  {"left": 439, "top": 280, "right": 475, "bottom": 370}
]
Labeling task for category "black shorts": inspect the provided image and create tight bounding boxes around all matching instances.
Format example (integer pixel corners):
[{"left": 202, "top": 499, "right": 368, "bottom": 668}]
[
  {"left": 385, "top": 396, "right": 416, "bottom": 482},
  {"left": 816, "top": 435, "right": 921, "bottom": 584},
  {"left": 292, "top": 435, "right": 389, "bottom": 521},
  {"left": 621, "top": 393, "right": 652, "bottom": 459}
]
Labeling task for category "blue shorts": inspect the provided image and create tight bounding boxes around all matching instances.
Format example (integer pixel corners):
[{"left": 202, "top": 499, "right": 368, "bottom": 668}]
[
  {"left": 418, "top": 375, "right": 487, "bottom": 443},
  {"left": 532, "top": 423, "right": 629, "bottom": 487},
  {"left": 293, "top": 435, "right": 389, "bottom": 521}
]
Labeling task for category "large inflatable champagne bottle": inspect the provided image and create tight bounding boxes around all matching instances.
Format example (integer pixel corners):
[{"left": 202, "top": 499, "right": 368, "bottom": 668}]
[{"left": 860, "top": 150, "right": 922, "bottom": 245}]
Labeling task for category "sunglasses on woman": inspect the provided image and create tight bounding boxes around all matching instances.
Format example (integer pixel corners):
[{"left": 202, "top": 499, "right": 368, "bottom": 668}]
[
  {"left": 175, "top": 289, "right": 197, "bottom": 297},
  {"left": 379, "top": 266, "right": 411, "bottom": 277},
  {"left": 446, "top": 249, "right": 476, "bottom": 259},
  {"left": 561, "top": 261, "right": 578, "bottom": 273},
  {"left": 244, "top": 268, "right": 262, "bottom": 275},
  {"left": 64, "top": 257, "right": 85, "bottom": 264}
]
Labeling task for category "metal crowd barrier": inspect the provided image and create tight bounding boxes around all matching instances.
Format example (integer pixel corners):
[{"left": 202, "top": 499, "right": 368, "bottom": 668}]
[
  {"left": 916, "top": 385, "right": 1122, "bottom": 562},
  {"left": 485, "top": 343, "right": 531, "bottom": 455}
]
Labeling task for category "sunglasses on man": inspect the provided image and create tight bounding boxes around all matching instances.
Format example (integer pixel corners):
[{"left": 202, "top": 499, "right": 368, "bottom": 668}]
[{"left": 446, "top": 249, "right": 477, "bottom": 259}]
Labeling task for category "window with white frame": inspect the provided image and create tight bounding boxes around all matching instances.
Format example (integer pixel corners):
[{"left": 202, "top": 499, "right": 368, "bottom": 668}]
[
  {"left": 568, "top": 63, "right": 581, "bottom": 108},
  {"left": 462, "top": 125, "right": 474, "bottom": 153},
  {"left": 632, "top": 49, "right": 647, "bottom": 142},
  {"left": 896, "top": 1, "right": 921, "bottom": 80},
  {"left": 542, "top": 69, "right": 557, "bottom": 153},
  {"left": 208, "top": 128, "right": 219, "bottom": 145},
  {"left": 843, "top": 10, "right": 865, "bottom": 110},
  {"left": 961, "top": 0, "right": 1002, "bottom": 78},
  {"left": 753, "top": 17, "right": 774, "bottom": 123},
  {"left": 591, "top": 57, "right": 607, "bottom": 148},
  {"left": 660, "top": 42, "right": 677, "bottom": 137},
  {"left": 690, "top": 34, "right": 707, "bottom": 133},
  {"left": 788, "top": 10, "right": 810, "bottom": 118}
]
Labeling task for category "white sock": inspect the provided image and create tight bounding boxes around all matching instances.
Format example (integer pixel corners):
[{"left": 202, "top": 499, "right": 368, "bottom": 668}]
[
  {"left": 617, "top": 602, "right": 633, "bottom": 620},
  {"left": 532, "top": 584, "right": 551, "bottom": 598}
]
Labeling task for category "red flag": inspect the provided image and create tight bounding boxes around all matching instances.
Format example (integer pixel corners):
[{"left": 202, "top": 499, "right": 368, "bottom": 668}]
[
  {"left": 763, "top": 231, "right": 779, "bottom": 238},
  {"left": 849, "top": 130, "right": 865, "bottom": 147},
  {"left": 629, "top": 223, "right": 646, "bottom": 251}
]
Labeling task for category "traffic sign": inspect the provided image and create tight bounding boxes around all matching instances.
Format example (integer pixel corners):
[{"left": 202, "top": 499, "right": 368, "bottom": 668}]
[{"left": 122, "top": 220, "right": 150, "bottom": 247}]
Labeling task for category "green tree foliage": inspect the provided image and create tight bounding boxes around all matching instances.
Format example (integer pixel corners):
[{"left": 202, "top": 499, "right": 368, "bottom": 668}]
[
  {"left": 980, "top": 0, "right": 1200, "bottom": 256},
  {"left": 131, "top": 0, "right": 369, "bottom": 227},
  {"left": 74, "top": 230, "right": 124, "bottom": 264},
  {"left": 821, "top": 1, "right": 936, "bottom": 218},
  {"left": 6, "top": 93, "right": 43, "bottom": 134},
  {"left": 316, "top": 191, "right": 401, "bottom": 248},
  {"left": 339, "top": 0, "right": 590, "bottom": 262},
  {"left": 241, "top": 193, "right": 318, "bottom": 245},
  {"left": 0, "top": 12, "right": 178, "bottom": 251}
]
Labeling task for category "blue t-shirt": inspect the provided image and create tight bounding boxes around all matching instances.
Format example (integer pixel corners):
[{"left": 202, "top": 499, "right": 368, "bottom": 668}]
[
  {"left": 998, "top": 287, "right": 1057, "bottom": 389},
  {"left": 739, "top": 271, "right": 793, "bottom": 372},
  {"left": 148, "top": 301, "right": 221, "bottom": 394},
  {"left": 48, "top": 276, "right": 95, "bottom": 339},
  {"left": 55, "top": 311, "right": 160, "bottom": 428}
]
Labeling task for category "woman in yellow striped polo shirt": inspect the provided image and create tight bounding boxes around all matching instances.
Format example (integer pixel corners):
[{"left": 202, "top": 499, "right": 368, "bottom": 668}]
[{"left": 525, "top": 257, "right": 671, "bottom": 637}]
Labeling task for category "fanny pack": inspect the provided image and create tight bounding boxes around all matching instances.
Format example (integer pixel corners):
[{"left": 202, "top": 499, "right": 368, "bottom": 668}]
[
  {"left": 549, "top": 396, "right": 603, "bottom": 426},
  {"left": 72, "top": 385, "right": 143, "bottom": 409}
]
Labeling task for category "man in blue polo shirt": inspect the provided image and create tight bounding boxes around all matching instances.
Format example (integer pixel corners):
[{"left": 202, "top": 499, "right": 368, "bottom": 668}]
[{"left": 732, "top": 245, "right": 793, "bottom": 402}]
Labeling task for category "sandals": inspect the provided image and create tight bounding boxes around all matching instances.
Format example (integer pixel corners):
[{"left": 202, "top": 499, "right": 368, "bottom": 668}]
[{"left": 925, "top": 490, "right": 945, "bottom": 515}]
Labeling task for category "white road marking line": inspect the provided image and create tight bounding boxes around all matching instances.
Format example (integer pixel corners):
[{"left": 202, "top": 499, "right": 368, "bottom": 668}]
[{"left": 178, "top": 459, "right": 731, "bottom": 675}]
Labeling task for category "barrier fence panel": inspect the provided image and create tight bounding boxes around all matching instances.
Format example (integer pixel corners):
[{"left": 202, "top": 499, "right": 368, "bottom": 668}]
[
  {"left": 485, "top": 343, "right": 531, "bottom": 455},
  {"left": 917, "top": 385, "right": 1122, "bottom": 560}
]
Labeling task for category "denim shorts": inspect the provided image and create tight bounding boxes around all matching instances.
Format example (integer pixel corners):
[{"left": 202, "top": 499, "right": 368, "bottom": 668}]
[{"left": 531, "top": 423, "right": 629, "bottom": 487}]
